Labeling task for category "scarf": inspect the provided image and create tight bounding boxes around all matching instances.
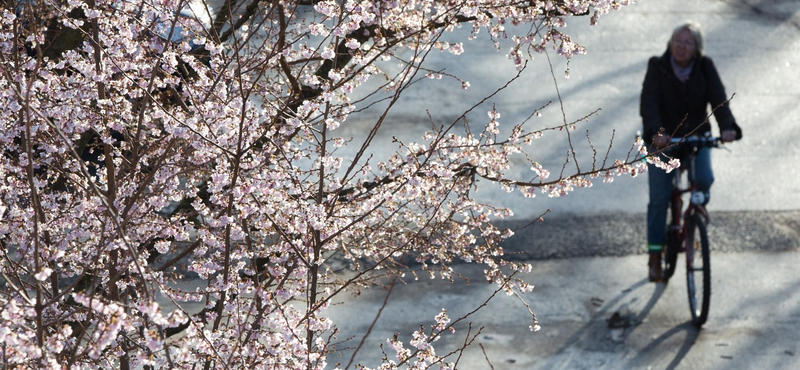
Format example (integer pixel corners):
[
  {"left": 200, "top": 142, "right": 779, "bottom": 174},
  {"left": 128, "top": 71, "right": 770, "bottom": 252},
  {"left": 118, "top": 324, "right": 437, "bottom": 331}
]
[{"left": 670, "top": 56, "right": 694, "bottom": 83}]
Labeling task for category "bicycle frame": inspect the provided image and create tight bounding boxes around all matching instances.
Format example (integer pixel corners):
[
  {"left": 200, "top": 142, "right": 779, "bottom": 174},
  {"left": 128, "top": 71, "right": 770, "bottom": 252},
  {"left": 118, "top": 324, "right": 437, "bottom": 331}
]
[{"left": 668, "top": 153, "right": 710, "bottom": 254}]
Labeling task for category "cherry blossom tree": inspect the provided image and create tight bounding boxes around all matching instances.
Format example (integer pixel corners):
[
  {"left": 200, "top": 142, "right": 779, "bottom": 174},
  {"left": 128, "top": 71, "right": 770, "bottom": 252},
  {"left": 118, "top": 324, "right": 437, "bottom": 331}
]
[{"left": 0, "top": 0, "right": 657, "bottom": 368}]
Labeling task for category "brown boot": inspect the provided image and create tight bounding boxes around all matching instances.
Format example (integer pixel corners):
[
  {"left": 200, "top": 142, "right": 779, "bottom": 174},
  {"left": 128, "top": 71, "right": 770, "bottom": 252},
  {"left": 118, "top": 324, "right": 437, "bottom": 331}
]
[{"left": 648, "top": 253, "right": 662, "bottom": 282}]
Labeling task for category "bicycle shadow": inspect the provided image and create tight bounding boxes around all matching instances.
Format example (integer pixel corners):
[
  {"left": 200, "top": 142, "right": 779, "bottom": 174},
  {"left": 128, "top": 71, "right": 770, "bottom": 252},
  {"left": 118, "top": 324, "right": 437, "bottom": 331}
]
[
  {"left": 619, "top": 277, "right": 703, "bottom": 370},
  {"left": 623, "top": 322, "right": 700, "bottom": 370},
  {"left": 539, "top": 278, "right": 668, "bottom": 368},
  {"left": 628, "top": 279, "right": 668, "bottom": 326}
]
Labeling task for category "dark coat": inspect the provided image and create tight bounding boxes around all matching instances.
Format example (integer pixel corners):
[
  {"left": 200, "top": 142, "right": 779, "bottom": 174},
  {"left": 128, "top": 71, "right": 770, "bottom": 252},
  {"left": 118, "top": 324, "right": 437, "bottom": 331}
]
[{"left": 640, "top": 50, "right": 742, "bottom": 144}]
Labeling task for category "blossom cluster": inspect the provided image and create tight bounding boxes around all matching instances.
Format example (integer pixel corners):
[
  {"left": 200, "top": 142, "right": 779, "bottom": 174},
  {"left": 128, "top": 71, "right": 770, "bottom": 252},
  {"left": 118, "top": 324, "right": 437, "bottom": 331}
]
[{"left": 1, "top": 0, "right": 637, "bottom": 368}]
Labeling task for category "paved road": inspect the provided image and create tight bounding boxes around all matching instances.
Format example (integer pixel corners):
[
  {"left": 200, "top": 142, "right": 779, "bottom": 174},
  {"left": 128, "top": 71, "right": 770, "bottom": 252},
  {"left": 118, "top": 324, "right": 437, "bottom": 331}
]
[
  {"left": 339, "top": 0, "right": 800, "bottom": 219},
  {"left": 328, "top": 246, "right": 800, "bottom": 370},
  {"left": 326, "top": 1, "right": 800, "bottom": 369}
]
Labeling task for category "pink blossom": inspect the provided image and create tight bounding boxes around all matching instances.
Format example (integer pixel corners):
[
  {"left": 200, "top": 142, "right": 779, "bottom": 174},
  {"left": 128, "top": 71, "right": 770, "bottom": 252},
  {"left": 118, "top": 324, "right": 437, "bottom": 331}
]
[
  {"left": 33, "top": 267, "right": 52, "bottom": 281},
  {"left": 0, "top": 0, "right": 641, "bottom": 367}
]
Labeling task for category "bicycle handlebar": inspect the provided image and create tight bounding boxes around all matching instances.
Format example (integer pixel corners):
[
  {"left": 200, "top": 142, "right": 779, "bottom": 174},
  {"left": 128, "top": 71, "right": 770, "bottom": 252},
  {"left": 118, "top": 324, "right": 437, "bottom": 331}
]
[{"left": 668, "top": 136, "right": 721, "bottom": 148}]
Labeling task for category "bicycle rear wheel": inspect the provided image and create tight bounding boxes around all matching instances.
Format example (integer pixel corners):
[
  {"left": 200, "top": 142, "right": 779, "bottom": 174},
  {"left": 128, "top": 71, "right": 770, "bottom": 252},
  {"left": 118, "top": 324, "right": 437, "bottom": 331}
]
[
  {"left": 663, "top": 227, "right": 679, "bottom": 281},
  {"left": 685, "top": 213, "right": 711, "bottom": 327}
]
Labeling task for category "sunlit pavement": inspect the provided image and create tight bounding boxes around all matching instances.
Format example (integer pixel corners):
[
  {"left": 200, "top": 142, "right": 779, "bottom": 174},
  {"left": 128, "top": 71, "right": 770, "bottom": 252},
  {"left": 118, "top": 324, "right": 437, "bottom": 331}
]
[
  {"left": 338, "top": 0, "right": 800, "bottom": 219},
  {"left": 328, "top": 249, "right": 800, "bottom": 370}
]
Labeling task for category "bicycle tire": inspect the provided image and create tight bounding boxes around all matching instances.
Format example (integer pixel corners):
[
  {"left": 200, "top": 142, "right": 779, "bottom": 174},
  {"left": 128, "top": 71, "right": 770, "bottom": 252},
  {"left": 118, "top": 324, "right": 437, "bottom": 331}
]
[
  {"left": 663, "top": 227, "right": 679, "bottom": 281},
  {"left": 685, "top": 213, "right": 711, "bottom": 327}
]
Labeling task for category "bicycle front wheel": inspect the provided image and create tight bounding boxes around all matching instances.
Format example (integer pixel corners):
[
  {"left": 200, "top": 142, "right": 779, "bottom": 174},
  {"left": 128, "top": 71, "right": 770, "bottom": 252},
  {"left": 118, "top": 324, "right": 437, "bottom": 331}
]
[{"left": 685, "top": 213, "right": 711, "bottom": 327}]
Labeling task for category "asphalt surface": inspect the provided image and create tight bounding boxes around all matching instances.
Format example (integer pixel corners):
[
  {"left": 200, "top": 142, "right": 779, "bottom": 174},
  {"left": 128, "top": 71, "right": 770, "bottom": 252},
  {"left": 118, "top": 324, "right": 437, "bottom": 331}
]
[
  {"left": 328, "top": 246, "right": 800, "bottom": 370},
  {"left": 338, "top": 0, "right": 800, "bottom": 218},
  {"left": 499, "top": 210, "right": 800, "bottom": 260},
  {"left": 326, "top": 1, "right": 800, "bottom": 369}
]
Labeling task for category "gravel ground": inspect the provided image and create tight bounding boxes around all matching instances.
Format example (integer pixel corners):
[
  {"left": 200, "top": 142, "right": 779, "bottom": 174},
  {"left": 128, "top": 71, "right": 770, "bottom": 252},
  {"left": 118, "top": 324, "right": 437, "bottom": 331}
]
[{"left": 498, "top": 210, "right": 800, "bottom": 261}]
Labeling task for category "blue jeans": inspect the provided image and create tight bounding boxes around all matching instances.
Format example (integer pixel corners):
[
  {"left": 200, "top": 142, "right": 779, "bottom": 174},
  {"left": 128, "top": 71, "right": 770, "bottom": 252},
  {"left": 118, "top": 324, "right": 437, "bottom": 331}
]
[{"left": 647, "top": 146, "right": 714, "bottom": 248}]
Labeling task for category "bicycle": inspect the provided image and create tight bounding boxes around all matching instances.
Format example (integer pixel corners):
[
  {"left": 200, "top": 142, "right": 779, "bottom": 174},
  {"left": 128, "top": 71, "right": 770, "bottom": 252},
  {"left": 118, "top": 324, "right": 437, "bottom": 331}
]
[{"left": 660, "top": 135, "right": 721, "bottom": 327}]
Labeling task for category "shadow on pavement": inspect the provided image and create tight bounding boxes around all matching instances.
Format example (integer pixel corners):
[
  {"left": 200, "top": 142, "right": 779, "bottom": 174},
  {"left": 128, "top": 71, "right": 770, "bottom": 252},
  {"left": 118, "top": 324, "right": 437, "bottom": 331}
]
[
  {"left": 539, "top": 278, "right": 666, "bottom": 368},
  {"left": 625, "top": 322, "right": 700, "bottom": 370}
]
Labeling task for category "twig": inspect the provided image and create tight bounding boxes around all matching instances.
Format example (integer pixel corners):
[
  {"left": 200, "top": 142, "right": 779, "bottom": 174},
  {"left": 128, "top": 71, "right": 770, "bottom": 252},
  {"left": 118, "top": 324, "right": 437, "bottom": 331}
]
[
  {"left": 344, "top": 276, "right": 398, "bottom": 370},
  {"left": 480, "top": 343, "right": 496, "bottom": 370},
  {"left": 544, "top": 49, "right": 580, "bottom": 173}
]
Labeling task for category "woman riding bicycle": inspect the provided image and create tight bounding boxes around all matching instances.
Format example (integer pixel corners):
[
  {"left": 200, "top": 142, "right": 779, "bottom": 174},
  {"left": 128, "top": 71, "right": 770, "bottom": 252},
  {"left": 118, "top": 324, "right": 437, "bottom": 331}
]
[{"left": 640, "top": 21, "right": 743, "bottom": 282}]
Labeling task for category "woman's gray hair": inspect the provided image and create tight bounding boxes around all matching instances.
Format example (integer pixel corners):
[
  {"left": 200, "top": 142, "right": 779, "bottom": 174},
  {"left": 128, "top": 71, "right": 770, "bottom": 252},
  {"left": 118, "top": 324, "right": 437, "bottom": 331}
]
[{"left": 669, "top": 21, "right": 705, "bottom": 57}]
